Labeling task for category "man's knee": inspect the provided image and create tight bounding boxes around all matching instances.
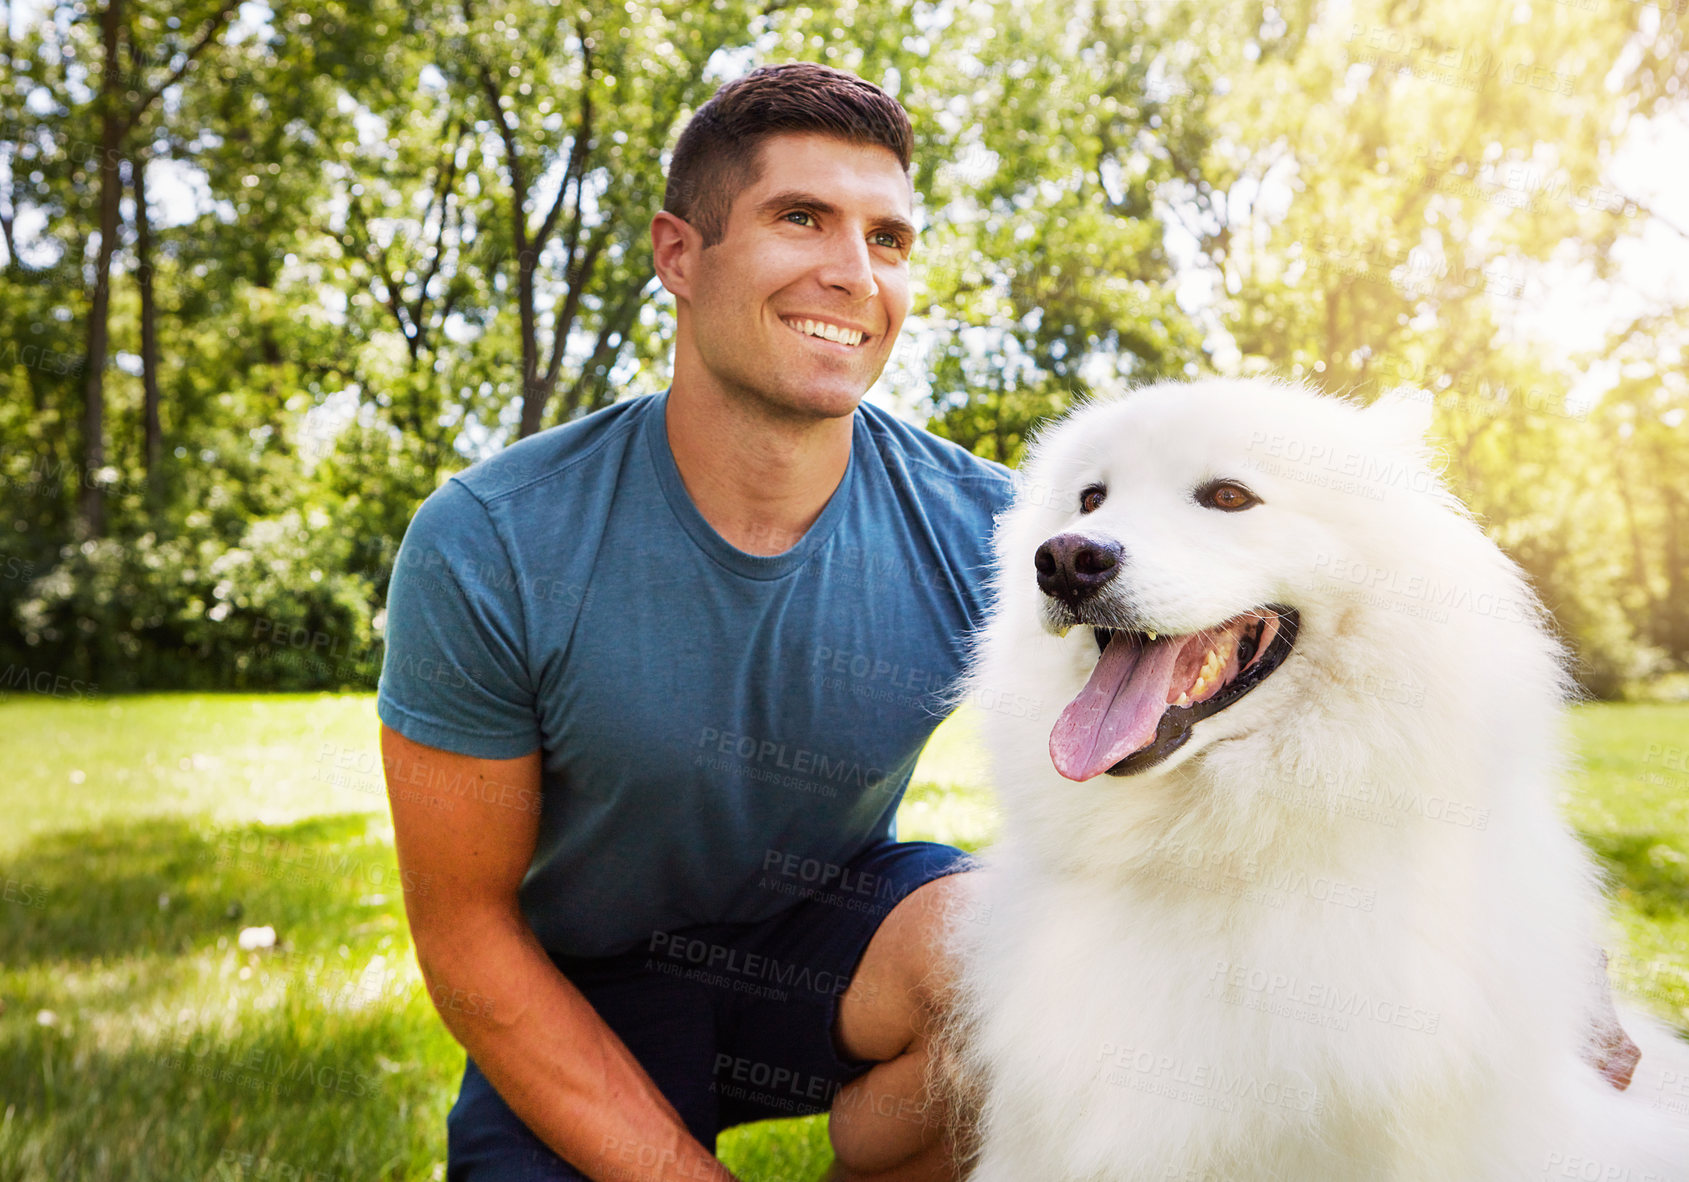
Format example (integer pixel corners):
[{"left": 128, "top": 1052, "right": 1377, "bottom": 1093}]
[{"left": 836, "top": 870, "right": 982, "bottom": 1064}]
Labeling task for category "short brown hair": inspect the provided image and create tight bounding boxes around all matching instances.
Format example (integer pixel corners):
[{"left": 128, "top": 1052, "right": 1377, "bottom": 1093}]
[{"left": 663, "top": 62, "right": 913, "bottom": 247}]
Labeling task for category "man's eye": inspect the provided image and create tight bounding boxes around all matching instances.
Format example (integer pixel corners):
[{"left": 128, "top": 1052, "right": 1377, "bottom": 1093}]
[
  {"left": 784, "top": 210, "right": 814, "bottom": 226},
  {"left": 872, "top": 231, "right": 903, "bottom": 249},
  {"left": 1195, "top": 479, "right": 1260, "bottom": 512}
]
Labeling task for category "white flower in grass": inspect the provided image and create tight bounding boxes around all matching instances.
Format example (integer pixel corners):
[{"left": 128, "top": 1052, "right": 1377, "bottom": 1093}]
[{"left": 237, "top": 925, "right": 277, "bottom": 951}]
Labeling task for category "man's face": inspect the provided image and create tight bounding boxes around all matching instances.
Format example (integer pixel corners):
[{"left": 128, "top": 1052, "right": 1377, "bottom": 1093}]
[{"left": 681, "top": 132, "right": 915, "bottom": 421}]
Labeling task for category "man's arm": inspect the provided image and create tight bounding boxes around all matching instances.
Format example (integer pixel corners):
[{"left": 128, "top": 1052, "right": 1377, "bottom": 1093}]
[{"left": 381, "top": 724, "right": 737, "bottom": 1182}]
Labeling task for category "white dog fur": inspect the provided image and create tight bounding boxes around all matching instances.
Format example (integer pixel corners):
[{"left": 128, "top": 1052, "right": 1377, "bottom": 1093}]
[{"left": 945, "top": 379, "right": 1689, "bottom": 1181}]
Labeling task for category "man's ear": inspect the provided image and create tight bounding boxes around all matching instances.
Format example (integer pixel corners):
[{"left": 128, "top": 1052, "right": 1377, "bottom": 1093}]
[{"left": 652, "top": 211, "right": 699, "bottom": 301}]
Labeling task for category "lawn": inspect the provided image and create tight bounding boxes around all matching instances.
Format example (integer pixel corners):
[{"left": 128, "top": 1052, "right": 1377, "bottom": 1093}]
[{"left": 0, "top": 694, "right": 1685, "bottom": 1181}]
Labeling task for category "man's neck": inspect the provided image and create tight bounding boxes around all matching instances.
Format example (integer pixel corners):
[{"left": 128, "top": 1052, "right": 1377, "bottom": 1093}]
[{"left": 664, "top": 376, "right": 855, "bottom": 558}]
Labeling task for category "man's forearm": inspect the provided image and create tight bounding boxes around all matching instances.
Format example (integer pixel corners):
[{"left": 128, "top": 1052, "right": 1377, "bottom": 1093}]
[{"left": 417, "top": 904, "right": 736, "bottom": 1182}]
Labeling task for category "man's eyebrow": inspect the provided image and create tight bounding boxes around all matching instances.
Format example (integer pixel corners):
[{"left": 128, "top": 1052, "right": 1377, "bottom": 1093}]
[
  {"left": 872, "top": 213, "right": 919, "bottom": 243},
  {"left": 755, "top": 190, "right": 838, "bottom": 219},
  {"left": 755, "top": 190, "right": 918, "bottom": 242}
]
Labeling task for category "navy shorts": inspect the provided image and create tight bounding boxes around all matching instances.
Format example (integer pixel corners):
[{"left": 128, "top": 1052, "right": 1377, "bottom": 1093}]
[{"left": 446, "top": 839, "right": 976, "bottom": 1181}]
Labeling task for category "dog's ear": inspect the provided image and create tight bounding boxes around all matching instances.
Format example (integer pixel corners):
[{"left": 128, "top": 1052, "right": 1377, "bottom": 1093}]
[{"left": 1367, "top": 385, "right": 1435, "bottom": 444}]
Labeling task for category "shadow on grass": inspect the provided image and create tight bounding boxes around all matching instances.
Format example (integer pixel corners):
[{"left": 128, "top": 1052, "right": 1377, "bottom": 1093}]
[
  {"left": 1, "top": 980, "right": 830, "bottom": 1182},
  {"left": 0, "top": 815, "right": 452, "bottom": 1179},
  {"left": 1582, "top": 830, "right": 1689, "bottom": 922},
  {"left": 0, "top": 815, "right": 833, "bottom": 1181},
  {"left": 0, "top": 813, "right": 412, "bottom": 970},
  {"left": 0, "top": 972, "right": 455, "bottom": 1181}
]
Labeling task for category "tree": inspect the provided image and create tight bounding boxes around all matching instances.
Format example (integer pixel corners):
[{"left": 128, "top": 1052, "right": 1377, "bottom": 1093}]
[
  {"left": 74, "top": 0, "right": 236, "bottom": 536},
  {"left": 3, "top": 0, "right": 1686, "bottom": 694},
  {"left": 1196, "top": 0, "right": 1686, "bottom": 689}
]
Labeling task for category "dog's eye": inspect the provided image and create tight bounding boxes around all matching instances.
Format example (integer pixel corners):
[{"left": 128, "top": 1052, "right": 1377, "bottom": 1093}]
[
  {"left": 1079, "top": 484, "right": 1107, "bottom": 514},
  {"left": 1196, "top": 479, "right": 1259, "bottom": 512}
]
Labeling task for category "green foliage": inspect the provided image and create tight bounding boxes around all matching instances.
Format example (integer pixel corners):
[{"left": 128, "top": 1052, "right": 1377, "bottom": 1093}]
[
  {"left": 15, "top": 508, "right": 382, "bottom": 692},
  {"left": 0, "top": 0, "right": 1685, "bottom": 693},
  {"left": 911, "top": 2, "right": 1214, "bottom": 461},
  {"left": 1186, "top": 0, "right": 1689, "bottom": 691}
]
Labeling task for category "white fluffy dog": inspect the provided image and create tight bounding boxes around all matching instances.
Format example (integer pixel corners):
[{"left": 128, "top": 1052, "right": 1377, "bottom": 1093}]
[{"left": 945, "top": 379, "right": 1689, "bottom": 1181}]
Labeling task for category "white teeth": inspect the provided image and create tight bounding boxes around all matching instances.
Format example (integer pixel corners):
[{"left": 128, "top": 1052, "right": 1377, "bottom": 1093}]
[
  {"left": 1146, "top": 631, "right": 1158, "bottom": 641},
  {"left": 1161, "top": 625, "right": 1249, "bottom": 709},
  {"left": 1186, "top": 638, "right": 1239, "bottom": 704},
  {"left": 788, "top": 318, "right": 862, "bottom": 346}
]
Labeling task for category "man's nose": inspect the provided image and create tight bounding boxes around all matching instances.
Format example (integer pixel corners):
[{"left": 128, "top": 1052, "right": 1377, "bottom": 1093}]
[
  {"left": 1034, "top": 533, "right": 1123, "bottom": 608},
  {"left": 817, "top": 232, "right": 877, "bottom": 300}
]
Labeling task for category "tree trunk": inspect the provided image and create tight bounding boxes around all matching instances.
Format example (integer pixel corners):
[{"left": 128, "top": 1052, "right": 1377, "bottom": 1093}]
[
  {"left": 79, "top": 0, "right": 126, "bottom": 539},
  {"left": 1608, "top": 422, "right": 1652, "bottom": 622},
  {"left": 0, "top": 0, "right": 18, "bottom": 267},
  {"left": 133, "top": 147, "right": 162, "bottom": 492},
  {"left": 516, "top": 253, "right": 542, "bottom": 437},
  {"left": 1654, "top": 434, "right": 1688, "bottom": 664}
]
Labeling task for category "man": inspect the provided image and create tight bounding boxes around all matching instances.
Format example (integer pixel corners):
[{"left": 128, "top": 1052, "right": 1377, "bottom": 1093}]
[{"left": 377, "top": 62, "right": 1012, "bottom": 1182}]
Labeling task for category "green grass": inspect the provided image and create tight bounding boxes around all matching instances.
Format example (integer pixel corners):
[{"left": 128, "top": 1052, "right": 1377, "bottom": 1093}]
[
  {"left": 1562, "top": 704, "right": 1689, "bottom": 1013},
  {"left": 0, "top": 695, "right": 1685, "bottom": 1180}
]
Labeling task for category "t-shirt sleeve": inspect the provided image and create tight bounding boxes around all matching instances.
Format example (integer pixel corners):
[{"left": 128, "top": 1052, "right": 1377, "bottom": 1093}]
[{"left": 376, "top": 479, "right": 541, "bottom": 759}]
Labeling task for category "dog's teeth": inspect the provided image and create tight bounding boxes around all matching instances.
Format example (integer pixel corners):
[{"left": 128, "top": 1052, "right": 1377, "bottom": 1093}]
[
  {"left": 1055, "top": 625, "right": 1072, "bottom": 638},
  {"left": 1174, "top": 691, "right": 1190, "bottom": 706},
  {"left": 1189, "top": 668, "right": 1217, "bottom": 699},
  {"left": 1146, "top": 631, "right": 1158, "bottom": 641}
]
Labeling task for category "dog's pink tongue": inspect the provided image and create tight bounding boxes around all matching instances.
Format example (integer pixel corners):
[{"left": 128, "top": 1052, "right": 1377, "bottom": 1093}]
[{"left": 1050, "top": 633, "right": 1183, "bottom": 781}]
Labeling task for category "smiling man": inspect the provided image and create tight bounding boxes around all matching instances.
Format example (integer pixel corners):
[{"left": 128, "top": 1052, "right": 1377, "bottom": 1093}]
[{"left": 377, "top": 64, "right": 1013, "bottom": 1182}]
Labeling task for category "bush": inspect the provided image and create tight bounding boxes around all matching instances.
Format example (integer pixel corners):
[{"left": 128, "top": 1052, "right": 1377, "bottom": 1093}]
[{"left": 9, "top": 507, "right": 384, "bottom": 692}]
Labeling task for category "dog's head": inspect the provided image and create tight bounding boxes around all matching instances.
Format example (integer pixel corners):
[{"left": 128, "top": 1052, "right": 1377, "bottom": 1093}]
[{"left": 976, "top": 378, "right": 1555, "bottom": 787}]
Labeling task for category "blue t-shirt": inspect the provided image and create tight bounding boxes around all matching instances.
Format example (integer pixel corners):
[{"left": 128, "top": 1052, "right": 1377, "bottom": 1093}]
[{"left": 376, "top": 390, "right": 1013, "bottom": 958}]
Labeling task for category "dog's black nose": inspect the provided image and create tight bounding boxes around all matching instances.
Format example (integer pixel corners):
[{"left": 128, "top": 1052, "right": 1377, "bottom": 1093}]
[{"left": 1035, "top": 533, "right": 1122, "bottom": 606}]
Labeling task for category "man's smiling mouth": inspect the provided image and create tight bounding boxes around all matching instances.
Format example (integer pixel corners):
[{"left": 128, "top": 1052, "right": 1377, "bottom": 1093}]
[{"left": 782, "top": 317, "right": 868, "bottom": 347}]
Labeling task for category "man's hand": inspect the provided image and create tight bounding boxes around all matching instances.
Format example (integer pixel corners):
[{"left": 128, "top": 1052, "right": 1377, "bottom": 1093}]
[
  {"left": 1585, "top": 949, "right": 1641, "bottom": 1091},
  {"left": 382, "top": 725, "right": 738, "bottom": 1182}
]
